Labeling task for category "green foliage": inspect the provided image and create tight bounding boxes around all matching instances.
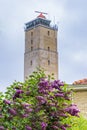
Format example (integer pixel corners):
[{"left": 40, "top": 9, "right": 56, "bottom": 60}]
[
  {"left": 63, "top": 115, "right": 87, "bottom": 130},
  {"left": 0, "top": 69, "right": 80, "bottom": 130}
]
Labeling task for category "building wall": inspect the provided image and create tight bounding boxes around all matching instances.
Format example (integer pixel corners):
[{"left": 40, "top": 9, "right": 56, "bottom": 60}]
[
  {"left": 24, "top": 25, "right": 58, "bottom": 79},
  {"left": 39, "top": 50, "right": 58, "bottom": 79},
  {"left": 71, "top": 85, "right": 87, "bottom": 118}
]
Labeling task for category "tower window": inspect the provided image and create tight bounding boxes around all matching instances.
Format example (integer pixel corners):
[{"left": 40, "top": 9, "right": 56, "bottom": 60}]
[
  {"left": 31, "top": 40, "right": 33, "bottom": 44},
  {"left": 48, "top": 60, "right": 50, "bottom": 65},
  {"left": 31, "top": 32, "right": 33, "bottom": 36},
  {"left": 48, "top": 47, "right": 50, "bottom": 51},
  {"left": 31, "top": 46, "right": 33, "bottom": 51},
  {"left": 30, "top": 60, "right": 32, "bottom": 65},
  {"left": 48, "top": 31, "right": 50, "bottom": 36}
]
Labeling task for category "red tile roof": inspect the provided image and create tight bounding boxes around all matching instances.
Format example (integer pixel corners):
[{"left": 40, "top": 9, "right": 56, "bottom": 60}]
[{"left": 73, "top": 78, "right": 87, "bottom": 85}]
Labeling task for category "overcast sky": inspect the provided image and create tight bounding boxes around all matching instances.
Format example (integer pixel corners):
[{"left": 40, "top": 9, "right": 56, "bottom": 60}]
[{"left": 0, "top": 0, "right": 87, "bottom": 92}]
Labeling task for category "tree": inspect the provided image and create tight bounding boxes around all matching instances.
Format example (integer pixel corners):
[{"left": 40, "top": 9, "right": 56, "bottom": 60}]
[{"left": 0, "top": 69, "right": 80, "bottom": 130}]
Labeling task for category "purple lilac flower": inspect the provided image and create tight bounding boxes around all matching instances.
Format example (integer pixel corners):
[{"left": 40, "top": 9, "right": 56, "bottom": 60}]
[
  {"left": 22, "top": 103, "right": 31, "bottom": 108},
  {"left": 65, "top": 104, "right": 80, "bottom": 116},
  {"left": 13, "top": 89, "right": 23, "bottom": 100},
  {"left": 64, "top": 124, "right": 70, "bottom": 128},
  {"left": 22, "top": 103, "right": 33, "bottom": 113},
  {"left": 52, "top": 125, "right": 59, "bottom": 129},
  {"left": 37, "top": 96, "right": 46, "bottom": 104},
  {"left": 38, "top": 79, "right": 50, "bottom": 94},
  {"left": 0, "top": 114, "right": 3, "bottom": 118},
  {"left": 59, "top": 113, "right": 67, "bottom": 117},
  {"left": 25, "top": 108, "right": 33, "bottom": 113},
  {"left": 25, "top": 126, "right": 32, "bottom": 130},
  {"left": 0, "top": 126, "right": 4, "bottom": 130},
  {"left": 48, "top": 85, "right": 53, "bottom": 92},
  {"left": 41, "top": 122, "right": 47, "bottom": 130},
  {"left": 60, "top": 124, "right": 70, "bottom": 130},
  {"left": 50, "top": 112, "right": 56, "bottom": 117},
  {"left": 49, "top": 96, "right": 54, "bottom": 100},
  {"left": 22, "top": 113, "right": 29, "bottom": 118},
  {"left": 38, "top": 82, "right": 53, "bottom": 94},
  {"left": 51, "top": 80, "right": 64, "bottom": 90},
  {"left": 58, "top": 80, "right": 64, "bottom": 86},
  {"left": 39, "top": 79, "right": 49, "bottom": 87},
  {"left": 16, "top": 89, "right": 23, "bottom": 94},
  {"left": 49, "top": 103, "right": 55, "bottom": 107},
  {"left": 38, "top": 87, "right": 47, "bottom": 94},
  {"left": 55, "top": 93, "right": 64, "bottom": 97},
  {"left": 3, "top": 99, "right": 11, "bottom": 105},
  {"left": 38, "top": 85, "right": 47, "bottom": 94},
  {"left": 61, "top": 125, "right": 66, "bottom": 130},
  {"left": 13, "top": 94, "right": 21, "bottom": 100},
  {"left": 8, "top": 108, "right": 17, "bottom": 116}
]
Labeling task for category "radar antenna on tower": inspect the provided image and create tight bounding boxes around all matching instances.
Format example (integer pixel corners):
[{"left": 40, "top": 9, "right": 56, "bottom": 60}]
[{"left": 35, "top": 11, "right": 48, "bottom": 15}]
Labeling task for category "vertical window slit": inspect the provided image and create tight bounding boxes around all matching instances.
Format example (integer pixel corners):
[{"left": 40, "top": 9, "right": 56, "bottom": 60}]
[{"left": 48, "top": 60, "right": 50, "bottom": 65}]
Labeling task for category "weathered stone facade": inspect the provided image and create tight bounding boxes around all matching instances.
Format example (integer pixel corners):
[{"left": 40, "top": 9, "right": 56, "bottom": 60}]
[
  {"left": 70, "top": 85, "right": 87, "bottom": 118},
  {"left": 24, "top": 15, "right": 58, "bottom": 79}
]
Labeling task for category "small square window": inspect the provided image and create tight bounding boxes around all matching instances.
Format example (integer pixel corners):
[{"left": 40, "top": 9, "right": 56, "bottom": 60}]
[
  {"left": 48, "top": 47, "right": 50, "bottom": 51},
  {"left": 48, "top": 31, "right": 50, "bottom": 36},
  {"left": 31, "top": 32, "right": 33, "bottom": 36},
  {"left": 31, "top": 46, "right": 33, "bottom": 51},
  {"left": 31, "top": 40, "right": 33, "bottom": 44},
  {"left": 48, "top": 60, "right": 50, "bottom": 65},
  {"left": 30, "top": 60, "right": 32, "bottom": 65}
]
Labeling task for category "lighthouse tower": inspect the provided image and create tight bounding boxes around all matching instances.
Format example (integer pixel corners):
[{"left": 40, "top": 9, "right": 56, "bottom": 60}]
[{"left": 24, "top": 12, "right": 58, "bottom": 79}]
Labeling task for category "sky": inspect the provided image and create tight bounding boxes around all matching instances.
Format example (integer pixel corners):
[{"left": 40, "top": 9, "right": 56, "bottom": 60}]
[{"left": 0, "top": 0, "right": 87, "bottom": 92}]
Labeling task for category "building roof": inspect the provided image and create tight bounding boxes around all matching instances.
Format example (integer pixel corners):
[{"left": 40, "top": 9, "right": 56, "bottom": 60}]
[
  {"left": 73, "top": 78, "right": 87, "bottom": 85},
  {"left": 25, "top": 14, "right": 58, "bottom": 31}
]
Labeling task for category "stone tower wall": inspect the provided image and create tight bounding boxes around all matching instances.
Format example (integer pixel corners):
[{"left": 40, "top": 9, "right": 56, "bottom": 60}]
[{"left": 24, "top": 25, "right": 58, "bottom": 79}]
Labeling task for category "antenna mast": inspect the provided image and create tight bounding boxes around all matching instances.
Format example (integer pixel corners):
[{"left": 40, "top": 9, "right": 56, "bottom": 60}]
[{"left": 35, "top": 11, "right": 48, "bottom": 15}]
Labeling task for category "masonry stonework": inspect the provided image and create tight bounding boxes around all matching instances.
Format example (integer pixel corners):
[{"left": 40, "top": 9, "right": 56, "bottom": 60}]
[
  {"left": 71, "top": 85, "right": 87, "bottom": 118},
  {"left": 24, "top": 14, "right": 58, "bottom": 79}
]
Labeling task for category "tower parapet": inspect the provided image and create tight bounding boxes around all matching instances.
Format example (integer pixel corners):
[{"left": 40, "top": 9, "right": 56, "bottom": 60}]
[{"left": 25, "top": 14, "right": 58, "bottom": 31}]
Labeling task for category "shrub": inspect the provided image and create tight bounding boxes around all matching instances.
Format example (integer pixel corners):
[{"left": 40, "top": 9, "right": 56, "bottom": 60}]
[{"left": 0, "top": 69, "right": 80, "bottom": 130}]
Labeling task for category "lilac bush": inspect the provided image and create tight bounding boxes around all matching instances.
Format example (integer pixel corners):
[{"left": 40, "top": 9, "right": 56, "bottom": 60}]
[{"left": 0, "top": 69, "right": 80, "bottom": 130}]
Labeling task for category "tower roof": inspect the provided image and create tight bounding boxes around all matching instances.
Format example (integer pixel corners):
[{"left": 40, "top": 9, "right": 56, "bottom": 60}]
[
  {"left": 37, "top": 13, "right": 46, "bottom": 19},
  {"left": 25, "top": 14, "right": 58, "bottom": 31}
]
